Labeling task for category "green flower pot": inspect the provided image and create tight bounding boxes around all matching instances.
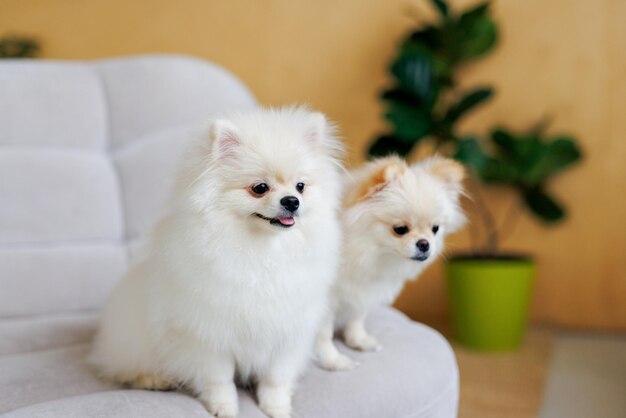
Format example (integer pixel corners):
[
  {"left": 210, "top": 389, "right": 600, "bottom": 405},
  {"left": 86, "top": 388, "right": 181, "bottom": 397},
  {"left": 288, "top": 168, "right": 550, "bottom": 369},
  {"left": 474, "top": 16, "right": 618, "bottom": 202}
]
[{"left": 446, "top": 256, "right": 535, "bottom": 351}]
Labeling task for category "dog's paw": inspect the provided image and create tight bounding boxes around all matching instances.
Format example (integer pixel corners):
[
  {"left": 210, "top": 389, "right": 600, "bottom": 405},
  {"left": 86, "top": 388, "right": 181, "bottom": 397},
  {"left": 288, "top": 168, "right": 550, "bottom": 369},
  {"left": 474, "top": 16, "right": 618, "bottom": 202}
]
[
  {"left": 345, "top": 334, "right": 382, "bottom": 352},
  {"left": 258, "top": 384, "right": 292, "bottom": 418},
  {"left": 199, "top": 384, "right": 239, "bottom": 418},
  {"left": 259, "top": 402, "right": 291, "bottom": 418},
  {"left": 319, "top": 352, "right": 359, "bottom": 372},
  {"left": 204, "top": 401, "right": 238, "bottom": 418}
]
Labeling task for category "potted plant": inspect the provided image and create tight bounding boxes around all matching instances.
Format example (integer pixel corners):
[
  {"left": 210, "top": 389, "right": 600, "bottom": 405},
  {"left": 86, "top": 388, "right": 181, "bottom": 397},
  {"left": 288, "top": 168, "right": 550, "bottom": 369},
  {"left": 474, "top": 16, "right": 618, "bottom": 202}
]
[
  {"left": 0, "top": 35, "right": 39, "bottom": 58},
  {"left": 368, "top": 0, "right": 582, "bottom": 350}
]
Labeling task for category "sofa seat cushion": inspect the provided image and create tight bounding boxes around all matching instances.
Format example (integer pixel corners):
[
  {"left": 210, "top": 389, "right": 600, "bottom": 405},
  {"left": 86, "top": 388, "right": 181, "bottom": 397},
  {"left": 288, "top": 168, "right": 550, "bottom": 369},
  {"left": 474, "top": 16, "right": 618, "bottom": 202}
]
[
  {"left": 0, "top": 312, "right": 99, "bottom": 357},
  {"left": 4, "top": 391, "right": 213, "bottom": 418},
  {"left": 0, "top": 308, "right": 458, "bottom": 418}
]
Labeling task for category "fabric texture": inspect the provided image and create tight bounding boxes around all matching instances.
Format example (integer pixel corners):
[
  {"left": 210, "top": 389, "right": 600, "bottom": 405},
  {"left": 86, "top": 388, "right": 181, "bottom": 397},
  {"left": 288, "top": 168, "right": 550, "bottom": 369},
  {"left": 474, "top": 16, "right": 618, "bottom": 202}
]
[
  {"left": 0, "top": 309, "right": 457, "bottom": 418},
  {"left": 0, "top": 55, "right": 458, "bottom": 417},
  {"left": 0, "top": 63, "right": 106, "bottom": 149}
]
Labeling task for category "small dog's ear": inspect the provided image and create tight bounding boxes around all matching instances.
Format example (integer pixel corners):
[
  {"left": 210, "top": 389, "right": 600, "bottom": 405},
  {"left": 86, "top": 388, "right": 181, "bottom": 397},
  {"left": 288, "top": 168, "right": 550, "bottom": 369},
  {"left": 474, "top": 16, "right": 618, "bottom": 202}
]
[
  {"left": 421, "top": 157, "right": 467, "bottom": 232},
  {"left": 351, "top": 158, "right": 406, "bottom": 204},
  {"left": 424, "top": 157, "right": 465, "bottom": 190},
  {"left": 209, "top": 119, "right": 240, "bottom": 160},
  {"left": 376, "top": 162, "right": 405, "bottom": 187}
]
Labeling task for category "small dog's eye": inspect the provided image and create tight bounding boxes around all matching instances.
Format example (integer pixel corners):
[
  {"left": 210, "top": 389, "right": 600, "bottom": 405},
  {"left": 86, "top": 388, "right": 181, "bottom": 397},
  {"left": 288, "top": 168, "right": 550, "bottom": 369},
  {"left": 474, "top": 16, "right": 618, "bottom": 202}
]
[
  {"left": 296, "top": 182, "right": 305, "bottom": 193},
  {"left": 432, "top": 225, "right": 440, "bottom": 234},
  {"left": 251, "top": 183, "right": 269, "bottom": 196},
  {"left": 393, "top": 225, "right": 410, "bottom": 236}
]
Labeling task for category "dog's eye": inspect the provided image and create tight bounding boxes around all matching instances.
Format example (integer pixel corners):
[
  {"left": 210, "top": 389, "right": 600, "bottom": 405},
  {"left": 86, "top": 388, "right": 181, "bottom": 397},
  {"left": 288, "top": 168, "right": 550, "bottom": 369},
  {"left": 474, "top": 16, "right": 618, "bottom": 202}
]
[
  {"left": 296, "top": 182, "right": 305, "bottom": 193},
  {"left": 251, "top": 183, "right": 269, "bottom": 196},
  {"left": 393, "top": 225, "right": 410, "bottom": 236},
  {"left": 432, "top": 225, "right": 439, "bottom": 234}
]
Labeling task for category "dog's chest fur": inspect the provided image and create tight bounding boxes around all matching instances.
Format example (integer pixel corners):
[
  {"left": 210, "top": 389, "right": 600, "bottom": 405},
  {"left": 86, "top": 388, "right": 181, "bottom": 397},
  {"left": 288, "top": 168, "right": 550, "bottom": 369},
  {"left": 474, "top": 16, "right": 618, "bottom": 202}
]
[{"left": 150, "top": 213, "right": 338, "bottom": 370}]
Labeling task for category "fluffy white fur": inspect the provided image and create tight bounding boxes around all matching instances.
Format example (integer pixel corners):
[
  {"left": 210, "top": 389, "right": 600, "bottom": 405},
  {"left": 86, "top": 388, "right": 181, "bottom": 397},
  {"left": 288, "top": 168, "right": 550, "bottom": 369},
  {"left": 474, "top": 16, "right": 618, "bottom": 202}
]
[
  {"left": 90, "top": 107, "right": 344, "bottom": 418},
  {"left": 315, "top": 156, "right": 465, "bottom": 371}
]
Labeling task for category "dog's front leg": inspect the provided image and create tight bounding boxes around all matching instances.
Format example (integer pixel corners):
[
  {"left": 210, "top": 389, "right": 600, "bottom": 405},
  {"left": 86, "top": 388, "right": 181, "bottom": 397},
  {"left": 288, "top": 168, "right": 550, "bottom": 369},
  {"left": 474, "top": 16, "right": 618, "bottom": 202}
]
[
  {"left": 193, "top": 351, "right": 238, "bottom": 418},
  {"left": 257, "top": 340, "right": 311, "bottom": 418},
  {"left": 315, "top": 316, "right": 358, "bottom": 371},
  {"left": 343, "top": 315, "right": 382, "bottom": 352}
]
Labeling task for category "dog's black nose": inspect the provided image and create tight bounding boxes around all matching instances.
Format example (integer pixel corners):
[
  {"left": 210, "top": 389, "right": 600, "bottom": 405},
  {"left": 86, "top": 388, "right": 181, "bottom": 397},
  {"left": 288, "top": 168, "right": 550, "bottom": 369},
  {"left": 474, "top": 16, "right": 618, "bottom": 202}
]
[
  {"left": 280, "top": 196, "right": 300, "bottom": 212},
  {"left": 416, "top": 239, "right": 430, "bottom": 252}
]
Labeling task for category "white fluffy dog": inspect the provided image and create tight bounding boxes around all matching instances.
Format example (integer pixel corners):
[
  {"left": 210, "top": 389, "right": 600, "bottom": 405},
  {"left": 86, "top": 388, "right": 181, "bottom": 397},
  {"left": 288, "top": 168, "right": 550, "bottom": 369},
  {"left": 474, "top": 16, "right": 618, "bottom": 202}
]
[
  {"left": 90, "top": 107, "right": 343, "bottom": 418},
  {"left": 315, "top": 156, "right": 465, "bottom": 371}
]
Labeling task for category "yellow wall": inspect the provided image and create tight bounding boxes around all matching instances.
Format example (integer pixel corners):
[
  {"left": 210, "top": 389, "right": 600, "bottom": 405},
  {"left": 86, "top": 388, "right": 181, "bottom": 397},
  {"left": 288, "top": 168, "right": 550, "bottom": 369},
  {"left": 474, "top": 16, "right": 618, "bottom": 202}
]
[{"left": 2, "top": 0, "right": 625, "bottom": 330}]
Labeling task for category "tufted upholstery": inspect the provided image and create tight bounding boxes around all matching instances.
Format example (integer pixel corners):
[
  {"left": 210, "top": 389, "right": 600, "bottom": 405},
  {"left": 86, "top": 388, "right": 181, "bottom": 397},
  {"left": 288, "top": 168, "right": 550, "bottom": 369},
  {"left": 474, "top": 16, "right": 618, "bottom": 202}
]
[
  {"left": 0, "top": 55, "right": 256, "bottom": 319},
  {"left": 0, "top": 55, "right": 458, "bottom": 417}
]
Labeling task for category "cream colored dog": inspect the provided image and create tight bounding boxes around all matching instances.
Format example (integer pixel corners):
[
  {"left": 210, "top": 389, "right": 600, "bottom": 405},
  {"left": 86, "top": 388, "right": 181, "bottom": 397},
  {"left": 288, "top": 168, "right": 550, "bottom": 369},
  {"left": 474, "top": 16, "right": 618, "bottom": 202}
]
[
  {"left": 316, "top": 156, "right": 465, "bottom": 371},
  {"left": 90, "top": 107, "right": 344, "bottom": 418}
]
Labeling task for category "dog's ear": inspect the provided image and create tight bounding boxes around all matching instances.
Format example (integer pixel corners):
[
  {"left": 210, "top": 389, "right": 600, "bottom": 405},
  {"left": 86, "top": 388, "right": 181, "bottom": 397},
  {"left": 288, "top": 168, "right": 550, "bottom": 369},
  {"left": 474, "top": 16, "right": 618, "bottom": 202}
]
[
  {"left": 209, "top": 119, "right": 240, "bottom": 160},
  {"left": 304, "top": 112, "right": 327, "bottom": 145},
  {"left": 423, "top": 157, "right": 465, "bottom": 193},
  {"left": 304, "top": 111, "right": 344, "bottom": 160},
  {"left": 349, "top": 158, "right": 406, "bottom": 205},
  {"left": 420, "top": 157, "right": 467, "bottom": 232},
  {"left": 371, "top": 161, "right": 405, "bottom": 192}
]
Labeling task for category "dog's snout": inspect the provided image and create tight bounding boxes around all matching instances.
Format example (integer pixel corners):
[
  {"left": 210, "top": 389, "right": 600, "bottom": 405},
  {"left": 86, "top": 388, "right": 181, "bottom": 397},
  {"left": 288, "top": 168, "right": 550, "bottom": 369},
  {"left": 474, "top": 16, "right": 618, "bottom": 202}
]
[
  {"left": 280, "top": 196, "right": 300, "bottom": 212},
  {"left": 416, "top": 239, "right": 430, "bottom": 253}
]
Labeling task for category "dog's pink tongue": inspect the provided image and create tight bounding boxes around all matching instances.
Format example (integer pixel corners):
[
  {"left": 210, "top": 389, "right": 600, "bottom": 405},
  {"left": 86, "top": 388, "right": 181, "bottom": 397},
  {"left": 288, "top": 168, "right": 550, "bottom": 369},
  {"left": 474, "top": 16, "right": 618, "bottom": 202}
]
[{"left": 278, "top": 217, "right": 295, "bottom": 226}]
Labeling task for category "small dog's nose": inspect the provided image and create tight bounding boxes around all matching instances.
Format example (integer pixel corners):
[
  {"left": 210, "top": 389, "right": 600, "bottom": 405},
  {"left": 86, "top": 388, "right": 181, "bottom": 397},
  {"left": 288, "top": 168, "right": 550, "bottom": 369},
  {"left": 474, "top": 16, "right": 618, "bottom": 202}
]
[
  {"left": 280, "top": 196, "right": 300, "bottom": 212},
  {"left": 416, "top": 239, "right": 430, "bottom": 253}
]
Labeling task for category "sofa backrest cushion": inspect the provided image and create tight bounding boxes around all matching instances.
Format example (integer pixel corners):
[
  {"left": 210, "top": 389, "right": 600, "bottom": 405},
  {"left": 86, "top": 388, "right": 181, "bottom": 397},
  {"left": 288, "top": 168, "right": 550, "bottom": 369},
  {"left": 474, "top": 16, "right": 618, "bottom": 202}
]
[{"left": 0, "top": 55, "right": 256, "bottom": 318}]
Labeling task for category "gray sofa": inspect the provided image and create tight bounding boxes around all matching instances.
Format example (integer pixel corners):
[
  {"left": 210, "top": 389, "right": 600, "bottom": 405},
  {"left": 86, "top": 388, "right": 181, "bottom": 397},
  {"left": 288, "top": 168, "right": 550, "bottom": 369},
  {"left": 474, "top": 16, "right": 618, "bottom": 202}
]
[{"left": 0, "top": 55, "right": 459, "bottom": 417}]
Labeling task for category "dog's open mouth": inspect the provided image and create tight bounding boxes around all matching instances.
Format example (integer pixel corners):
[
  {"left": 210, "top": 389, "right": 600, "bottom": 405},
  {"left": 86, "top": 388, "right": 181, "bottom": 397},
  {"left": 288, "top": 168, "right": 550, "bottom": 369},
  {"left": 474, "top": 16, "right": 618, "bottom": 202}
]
[{"left": 255, "top": 213, "right": 295, "bottom": 228}]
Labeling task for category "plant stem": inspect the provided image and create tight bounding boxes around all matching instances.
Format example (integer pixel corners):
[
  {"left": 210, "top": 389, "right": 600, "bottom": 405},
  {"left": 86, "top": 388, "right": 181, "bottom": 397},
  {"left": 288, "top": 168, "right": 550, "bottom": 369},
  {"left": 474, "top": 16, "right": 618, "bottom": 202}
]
[
  {"left": 498, "top": 196, "right": 523, "bottom": 246},
  {"left": 469, "top": 181, "right": 499, "bottom": 255},
  {"left": 466, "top": 210, "right": 481, "bottom": 252}
]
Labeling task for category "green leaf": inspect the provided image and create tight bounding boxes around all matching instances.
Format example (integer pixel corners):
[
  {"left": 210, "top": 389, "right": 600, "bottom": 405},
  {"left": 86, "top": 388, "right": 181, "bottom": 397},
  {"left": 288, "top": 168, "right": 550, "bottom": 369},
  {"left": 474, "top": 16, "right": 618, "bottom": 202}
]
[
  {"left": 380, "top": 87, "right": 418, "bottom": 104},
  {"left": 455, "top": 135, "right": 519, "bottom": 184},
  {"left": 490, "top": 129, "right": 517, "bottom": 157},
  {"left": 458, "top": 3, "right": 490, "bottom": 25},
  {"left": 455, "top": 2, "right": 498, "bottom": 60},
  {"left": 430, "top": 0, "right": 449, "bottom": 18},
  {"left": 493, "top": 131, "right": 545, "bottom": 182},
  {"left": 443, "top": 87, "right": 493, "bottom": 125},
  {"left": 523, "top": 188, "right": 565, "bottom": 223},
  {"left": 407, "top": 26, "right": 442, "bottom": 51},
  {"left": 481, "top": 159, "right": 519, "bottom": 184},
  {"left": 368, "top": 134, "right": 414, "bottom": 158},
  {"left": 0, "top": 37, "right": 40, "bottom": 59},
  {"left": 385, "top": 101, "right": 432, "bottom": 141},
  {"left": 390, "top": 45, "right": 438, "bottom": 106},
  {"left": 431, "top": 54, "right": 455, "bottom": 86},
  {"left": 454, "top": 137, "right": 488, "bottom": 173},
  {"left": 488, "top": 127, "right": 584, "bottom": 189},
  {"left": 524, "top": 137, "right": 582, "bottom": 184}
]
